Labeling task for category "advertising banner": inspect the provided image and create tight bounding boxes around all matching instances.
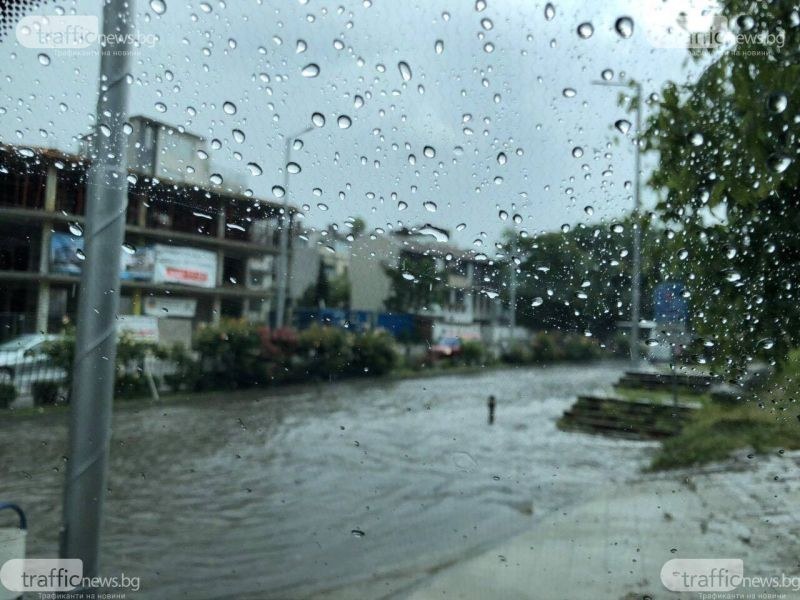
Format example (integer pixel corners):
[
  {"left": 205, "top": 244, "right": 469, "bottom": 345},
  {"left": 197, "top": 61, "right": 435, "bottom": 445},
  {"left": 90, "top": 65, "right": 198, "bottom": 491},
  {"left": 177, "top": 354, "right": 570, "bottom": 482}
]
[
  {"left": 50, "top": 232, "right": 154, "bottom": 280},
  {"left": 152, "top": 244, "right": 217, "bottom": 289},
  {"left": 143, "top": 296, "right": 197, "bottom": 318}
]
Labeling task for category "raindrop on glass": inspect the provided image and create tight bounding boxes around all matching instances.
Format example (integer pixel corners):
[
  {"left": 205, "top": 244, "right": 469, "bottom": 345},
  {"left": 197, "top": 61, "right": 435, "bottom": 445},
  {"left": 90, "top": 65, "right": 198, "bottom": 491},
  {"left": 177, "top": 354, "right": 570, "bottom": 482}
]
[
  {"left": 149, "top": 0, "right": 166, "bottom": 15},
  {"left": 614, "top": 16, "right": 634, "bottom": 38},
  {"left": 301, "top": 63, "right": 320, "bottom": 78},
  {"left": 577, "top": 22, "right": 594, "bottom": 39},
  {"left": 398, "top": 61, "right": 412, "bottom": 82}
]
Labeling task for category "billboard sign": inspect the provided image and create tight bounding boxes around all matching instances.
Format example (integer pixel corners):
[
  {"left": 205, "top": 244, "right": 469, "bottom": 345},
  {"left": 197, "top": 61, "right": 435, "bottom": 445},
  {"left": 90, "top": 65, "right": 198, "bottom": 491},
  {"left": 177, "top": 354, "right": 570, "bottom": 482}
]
[
  {"left": 143, "top": 296, "right": 197, "bottom": 318},
  {"left": 153, "top": 244, "right": 217, "bottom": 288},
  {"left": 653, "top": 282, "right": 688, "bottom": 325},
  {"left": 50, "top": 232, "right": 153, "bottom": 280},
  {"left": 117, "top": 315, "right": 159, "bottom": 343}
]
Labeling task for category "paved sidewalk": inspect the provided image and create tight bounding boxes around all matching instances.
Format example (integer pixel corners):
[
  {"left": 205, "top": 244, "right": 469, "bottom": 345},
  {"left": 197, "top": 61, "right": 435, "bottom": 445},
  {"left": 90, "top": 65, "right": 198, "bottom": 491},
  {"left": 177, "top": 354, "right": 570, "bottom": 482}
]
[{"left": 406, "top": 456, "right": 800, "bottom": 599}]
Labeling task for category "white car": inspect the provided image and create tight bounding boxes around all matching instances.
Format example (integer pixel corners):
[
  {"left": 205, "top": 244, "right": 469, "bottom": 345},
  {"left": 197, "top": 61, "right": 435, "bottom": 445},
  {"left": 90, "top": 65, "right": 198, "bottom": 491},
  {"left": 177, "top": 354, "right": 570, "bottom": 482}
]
[{"left": 0, "top": 334, "right": 67, "bottom": 389}]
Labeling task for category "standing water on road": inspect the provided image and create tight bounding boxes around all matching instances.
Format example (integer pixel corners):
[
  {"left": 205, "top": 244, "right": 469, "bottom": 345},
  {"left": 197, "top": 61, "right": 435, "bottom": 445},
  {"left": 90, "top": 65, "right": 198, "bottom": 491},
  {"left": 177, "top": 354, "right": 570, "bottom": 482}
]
[{"left": 0, "top": 362, "right": 652, "bottom": 598}]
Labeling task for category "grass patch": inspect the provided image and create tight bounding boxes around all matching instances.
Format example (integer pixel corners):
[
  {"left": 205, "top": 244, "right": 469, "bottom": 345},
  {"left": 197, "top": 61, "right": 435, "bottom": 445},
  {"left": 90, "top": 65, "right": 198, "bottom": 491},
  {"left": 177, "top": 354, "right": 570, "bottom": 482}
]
[
  {"left": 650, "top": 350, "right": 800, "bottom": 470},
  {"left": 613, "top": 386, "right": 710, "bottom": 407}
]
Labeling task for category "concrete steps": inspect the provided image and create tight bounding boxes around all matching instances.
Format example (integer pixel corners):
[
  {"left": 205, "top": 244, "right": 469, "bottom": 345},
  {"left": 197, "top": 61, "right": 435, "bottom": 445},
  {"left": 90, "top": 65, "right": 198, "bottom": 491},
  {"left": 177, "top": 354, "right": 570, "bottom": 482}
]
[
  {"left": 559, "top": 395, "right": 696, "bottom": 440},
  {"left": 615, "top": 370, "right": 718, "bottom": 393}
]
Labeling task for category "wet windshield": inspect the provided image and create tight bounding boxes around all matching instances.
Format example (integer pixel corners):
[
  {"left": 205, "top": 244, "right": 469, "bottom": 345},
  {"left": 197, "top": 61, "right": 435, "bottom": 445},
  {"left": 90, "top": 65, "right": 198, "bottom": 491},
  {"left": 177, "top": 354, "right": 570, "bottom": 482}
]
[{"left": 0, "top": 0, "right": 798, "bottom": 599}]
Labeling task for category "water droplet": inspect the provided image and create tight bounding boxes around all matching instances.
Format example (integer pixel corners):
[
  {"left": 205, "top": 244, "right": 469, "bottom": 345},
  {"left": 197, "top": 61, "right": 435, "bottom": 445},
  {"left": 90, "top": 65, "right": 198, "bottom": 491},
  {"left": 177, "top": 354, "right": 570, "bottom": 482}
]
[
  {"left": 481, "top": 18, "right": 493, "bottom": 30},
  {"left": 688, "top": 131, "right": 704, "bottom": 146},
  {"left": 768, "top": 155, "right": 791, "bottom": 173},
  {"left": 287, "top": 162, "right": 301, "bottom": 174},
  {"left": 223, "top": 101, "right": 237, "bottom": 115},
  {"left": 423, "top": 201, "right": 437, "bottom": 212},
  {"left": 767, "top": 92, "right": 788, "bottom": 114},
  {"left": 475, "top": 0, "right": 487, "bottom": 11},
  {"left": 614, "top": 16, "right": 634, "bottom": 38},
  {"left": 149, "top": 0, "right": 166, "bottom": 15},
  {"left": 615, "top": 119, "right": 631, "bottom": 134},
  {"left": 572, "top": 146, "right": 584, "bottom": 158},
  {"left": 544, "top": 3, "right": 555, "bottom": 21},
  {"left": 577, "top": 22, "right": 594, "bottom": 39},
  {"left": 397, "top": 200, "right": 408, "bottom": 211},
  {"left": 532, "top": 297, "right": 544, "bottom": 307},
  {"left": 122, "top": 242, "right": 136, "bottom": 255},
  {"left": 209, "top": 173, "right": 223, "bottom": 185},
  {"left": 398, "top": 61, "right": 412, "bottom": 82},
  {"left": 296, "top": 39, "right": 307, "bottom": 53},
  {"left": 247, "top": 162, "right": 262, "bottom": 176},
  {"left": 337, "top": 115, "right": 352, "bottom": 129},
  {"left": 584, "top": 205, "right": 594, "bottom": 216},
  {"left": 37, "top": 53, "right": 51, "bottom": 66},
  {"left": 75, "top": 248, "right": 86, "bottom": 261},
  {"left": 561, "top": 224, "right": 570, "bottom": 233},
  {"left": 272, "top": 185, "right": 285, "bottom": 198},
  {"left": 301, "top": 63, "right": 320, "bottom": 78},
  {"left": 601, "top": 68, "right": 614, "bottom": 81},
  {"left": 68, "top": 222, "right": 83, "bottom": 237},
  {"left": 497, "top": 152, "right": 507, "bottom": 165},
  {"left": 353, "top": 95, "right": 364, "bottom": 109},
  {"left": 562, "top": 87, "right": 576, "bottom": 98},
  {"left": 155, "top": 102, "right": 167, "bottom": 113},
  {"left": 423, "top": 145, "right": 436, "bottom": 158},
  {"left": 483, "top": 42, "right": 495, "bottom": 53},
  {"left": 435, "top": 39, "right": 444, "bottom": 54},
  {"left": 232, "top": 129, "right": 245, "bottom": 143},
  {"left": 311, "top": 112, "right": 326, "bottom": 127}
]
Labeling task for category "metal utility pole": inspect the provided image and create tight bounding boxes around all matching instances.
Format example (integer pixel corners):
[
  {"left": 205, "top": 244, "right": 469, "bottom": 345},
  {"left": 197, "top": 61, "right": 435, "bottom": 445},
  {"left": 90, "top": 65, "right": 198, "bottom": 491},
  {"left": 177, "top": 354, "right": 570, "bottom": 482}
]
[
  {"left": 60, "top": 0, "right": 133, "bottom": 583},
  {"left": 275, "top": 124, "right": 314, "bottom": 329},
  {"left": 591, "top": 79, "right": 643, "bottom": 365},
  {"left": 508, "top": 259, "right": 517, "bottom": 330}
]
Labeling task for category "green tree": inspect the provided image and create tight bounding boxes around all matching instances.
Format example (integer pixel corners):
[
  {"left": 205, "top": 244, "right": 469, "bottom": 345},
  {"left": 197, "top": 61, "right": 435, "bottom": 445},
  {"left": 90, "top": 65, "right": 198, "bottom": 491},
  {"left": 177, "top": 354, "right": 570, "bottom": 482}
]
[
  {"left": 643, "top": 0, "right": 800, "bottom": 368},
  {"left": 384, "top": 253, "right": 445, "bottom": 313}
]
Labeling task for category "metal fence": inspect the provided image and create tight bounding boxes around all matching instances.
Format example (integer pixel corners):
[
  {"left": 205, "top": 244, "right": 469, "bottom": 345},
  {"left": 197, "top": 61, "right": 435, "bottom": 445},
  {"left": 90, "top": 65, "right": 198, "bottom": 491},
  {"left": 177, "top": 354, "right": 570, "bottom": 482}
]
[{"left": 0, "top": 344, "right": 180, "bottom": 408}]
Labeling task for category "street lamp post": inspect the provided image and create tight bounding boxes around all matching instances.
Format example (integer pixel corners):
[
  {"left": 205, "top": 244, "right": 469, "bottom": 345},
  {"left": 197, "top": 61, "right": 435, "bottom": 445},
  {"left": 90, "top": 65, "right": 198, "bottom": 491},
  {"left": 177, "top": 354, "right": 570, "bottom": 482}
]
[
  {"left": 591, "top": 79, "right": 643, "bottom": 365},
  {"left": 274, "top": 125, "right": 314, "bottom": 329},
  {"left": 60, "top": 0, "right": 133, "bottom": 584}
]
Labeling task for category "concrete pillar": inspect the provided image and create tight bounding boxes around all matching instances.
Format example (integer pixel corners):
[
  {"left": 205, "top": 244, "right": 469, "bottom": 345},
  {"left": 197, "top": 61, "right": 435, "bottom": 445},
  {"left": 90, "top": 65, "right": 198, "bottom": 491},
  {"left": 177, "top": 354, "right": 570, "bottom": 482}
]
[
  {"left": 213, "top": 207, "right": 225, "bottom": 324},
  {"left": 36, "top": 164, "right": 58, "bottom": 332},
  {"left": 465, "top": 262, "right": 475, "bottom": 321}
]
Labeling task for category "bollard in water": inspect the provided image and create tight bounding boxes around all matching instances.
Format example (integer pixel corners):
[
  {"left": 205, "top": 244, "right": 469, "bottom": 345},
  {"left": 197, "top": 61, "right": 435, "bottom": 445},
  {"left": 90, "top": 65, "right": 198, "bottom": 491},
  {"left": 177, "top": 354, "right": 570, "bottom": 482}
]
[{"left": 487, "top": 395, "right": 496, "bottom": 425}]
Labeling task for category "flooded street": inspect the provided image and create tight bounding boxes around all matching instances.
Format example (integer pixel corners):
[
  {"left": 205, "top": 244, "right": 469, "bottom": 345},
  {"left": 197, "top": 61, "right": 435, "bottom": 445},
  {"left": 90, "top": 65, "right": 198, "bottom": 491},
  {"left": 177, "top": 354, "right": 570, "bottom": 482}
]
[{"left": 1, "top": 362, "right": 651, "bottom": 598}]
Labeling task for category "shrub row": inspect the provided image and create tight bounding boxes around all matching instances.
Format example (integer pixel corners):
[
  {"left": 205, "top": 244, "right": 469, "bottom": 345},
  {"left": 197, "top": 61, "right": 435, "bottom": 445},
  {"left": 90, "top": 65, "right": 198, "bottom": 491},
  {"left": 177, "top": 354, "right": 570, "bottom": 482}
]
[{"left": 501, "top": 331, "right": 606, "bottom": 364}]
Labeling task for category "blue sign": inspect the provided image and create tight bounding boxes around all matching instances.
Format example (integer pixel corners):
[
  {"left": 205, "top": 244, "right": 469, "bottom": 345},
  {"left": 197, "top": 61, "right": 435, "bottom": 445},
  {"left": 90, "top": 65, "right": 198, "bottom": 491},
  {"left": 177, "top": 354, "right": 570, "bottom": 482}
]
[{"left": 653, "top": 282, "right": 688, "bottom": 324}]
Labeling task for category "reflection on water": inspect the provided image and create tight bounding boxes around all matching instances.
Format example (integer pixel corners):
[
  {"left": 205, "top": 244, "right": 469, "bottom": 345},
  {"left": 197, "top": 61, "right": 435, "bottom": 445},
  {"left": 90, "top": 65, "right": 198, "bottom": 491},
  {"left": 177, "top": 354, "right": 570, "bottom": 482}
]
[{"left": 1, "top": 362, "right": 650, "bottom": 598}]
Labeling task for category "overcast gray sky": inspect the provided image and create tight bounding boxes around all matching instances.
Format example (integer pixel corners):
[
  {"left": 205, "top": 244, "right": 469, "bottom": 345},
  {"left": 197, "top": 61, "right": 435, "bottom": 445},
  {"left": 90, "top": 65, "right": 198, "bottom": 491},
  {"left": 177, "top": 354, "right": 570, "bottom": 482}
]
[{"left": 0, "top": 0, "right": 713, "bottom": 247}]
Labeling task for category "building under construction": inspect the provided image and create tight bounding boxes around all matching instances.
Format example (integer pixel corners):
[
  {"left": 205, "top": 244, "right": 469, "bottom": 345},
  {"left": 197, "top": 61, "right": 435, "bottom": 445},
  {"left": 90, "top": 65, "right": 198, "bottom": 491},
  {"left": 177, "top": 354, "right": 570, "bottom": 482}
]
[{"left": 0, "top": 117, "right": 294, "bottom": 343}]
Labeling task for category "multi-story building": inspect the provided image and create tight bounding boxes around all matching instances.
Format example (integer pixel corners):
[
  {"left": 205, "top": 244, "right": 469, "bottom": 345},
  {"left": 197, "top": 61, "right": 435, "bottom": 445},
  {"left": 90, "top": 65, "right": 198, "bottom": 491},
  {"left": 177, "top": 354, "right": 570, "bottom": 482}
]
[
  {"left": 349, "top": 226, "right": 508, "bottom": 327},
  {"left": 0, "top": 117, "right": 295, "bottom": 342}
]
